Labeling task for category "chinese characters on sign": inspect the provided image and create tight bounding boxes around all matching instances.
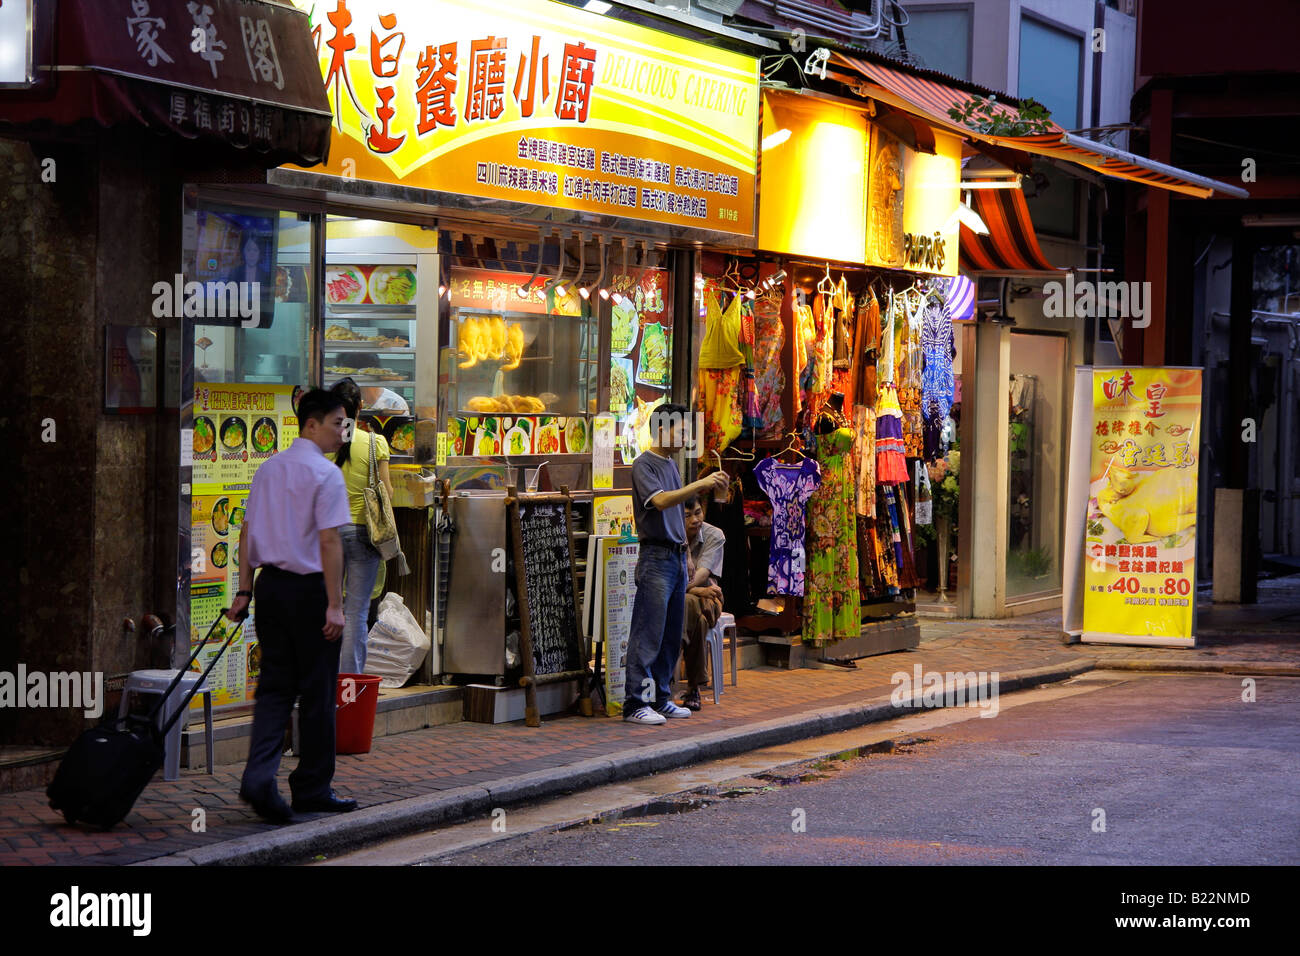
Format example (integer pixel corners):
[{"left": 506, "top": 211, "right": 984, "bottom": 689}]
[{"left": 290, "top": 0, "right": 759, "bottom": 234}]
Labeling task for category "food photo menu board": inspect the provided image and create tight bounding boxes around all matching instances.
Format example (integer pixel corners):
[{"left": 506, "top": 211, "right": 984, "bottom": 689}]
[
  {"left": 608, "top": 270, "right": 671, "bottom": 460},
  {"left": 189, "top": 383, "right": 299, "bottom": 707},
  {"left": 192, "top": 383, "right": 300, "bottom": 487}
]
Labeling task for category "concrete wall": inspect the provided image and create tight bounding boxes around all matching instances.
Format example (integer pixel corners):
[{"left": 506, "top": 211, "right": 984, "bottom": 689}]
[{"left": 0, "top": 132, "right": 197, "bottom": 744}]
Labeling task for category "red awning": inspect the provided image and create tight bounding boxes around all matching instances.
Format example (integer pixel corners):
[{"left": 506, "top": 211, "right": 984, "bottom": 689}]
[
  {"left": 829, "top": 52, "right": 1249, "bottom": 200},
  {"left": 959, "top": 187, "right": 1064, "bottom": 276},
  {"left": 0, "top": 0, "right": 331, "bottom": 168}
]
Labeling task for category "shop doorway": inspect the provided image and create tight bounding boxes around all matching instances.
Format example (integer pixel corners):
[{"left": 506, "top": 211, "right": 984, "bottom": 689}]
[{"left": 1007, "top": 330, "right": 1069, "bottom": 599}]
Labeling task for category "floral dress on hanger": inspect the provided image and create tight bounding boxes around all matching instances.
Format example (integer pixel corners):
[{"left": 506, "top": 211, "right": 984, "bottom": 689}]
[
  {"left": 738, "top": 297, "right": 762, "bottom": 430},
  {"left": 753, "top": 288, "right": 785, "bottom": 437},
  {"left": 696, "top": 288, "right": 744, "bottom": 457},
  {"left": 920, "top": 291, "right": 955, "bottom": 462},
  {"left": 754, "top": 455, "right": 822, "bottom": 596},
  {"left": 803, "top": 411, "right": 860, "bottom": 646}
]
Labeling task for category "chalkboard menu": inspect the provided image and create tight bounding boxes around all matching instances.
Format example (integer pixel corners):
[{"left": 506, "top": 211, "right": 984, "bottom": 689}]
[{"left": 511, "top": 497, "right": 583, "bottom": 676}]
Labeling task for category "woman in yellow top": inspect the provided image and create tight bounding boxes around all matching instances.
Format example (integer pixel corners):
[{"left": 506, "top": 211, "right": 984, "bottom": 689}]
[{"left": 330, "top": 379, "right": 396, "bottom": 675}]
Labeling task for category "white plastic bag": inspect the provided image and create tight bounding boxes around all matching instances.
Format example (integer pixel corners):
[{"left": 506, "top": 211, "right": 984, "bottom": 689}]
[
  {"left": 914, "top": 461, "right": 933, "bottom": 526},
  {"left": 365, "top": 593, "right": 431, "bottom": 689}
]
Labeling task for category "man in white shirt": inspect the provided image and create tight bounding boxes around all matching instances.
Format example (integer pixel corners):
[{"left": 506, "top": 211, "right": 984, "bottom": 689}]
[
  {"left": 362, "top": 385, "right": 409, "bottom": 415},
  {"left": 226, "top": 389, "right": 356, "bottom": 822}
]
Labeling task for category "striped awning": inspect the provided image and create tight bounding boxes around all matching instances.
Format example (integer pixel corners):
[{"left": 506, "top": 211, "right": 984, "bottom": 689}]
[
  {"left": 959, "top": 188, "right": 1063, "bottom": 276},
  {"left": 828, "top": 52, "right": 1249, "bottom": 200}
]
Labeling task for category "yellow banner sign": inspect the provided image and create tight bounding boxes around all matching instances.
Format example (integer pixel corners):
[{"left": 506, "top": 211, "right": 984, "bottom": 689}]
[
  {"left": 1083, "top": 367, "right": 1202, "bottom": 645},
  {"left": 288, "top": 0, "right": 758, "bottom": 234}
]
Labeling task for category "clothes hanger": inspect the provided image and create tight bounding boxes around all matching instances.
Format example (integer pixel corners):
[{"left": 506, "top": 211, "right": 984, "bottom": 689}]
[
  {"left": 782, "top": 430, "right": 808, "bottom": 461},
  {"left": 723, "top": 443, "right": 755, "bottom": 462}
]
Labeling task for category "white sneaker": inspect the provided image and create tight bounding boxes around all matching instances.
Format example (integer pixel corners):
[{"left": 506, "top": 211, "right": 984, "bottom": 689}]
[
  {"left": 655, "top": 701, "right": 691, "bottom": 719},
  {"left": 624, "top": 706, "right": 667, "bottom": 725}
]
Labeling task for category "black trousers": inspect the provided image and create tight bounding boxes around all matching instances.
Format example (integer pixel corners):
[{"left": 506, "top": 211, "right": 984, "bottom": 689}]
[{"left": 240, "top": 566, "right": 340, "bottom": 802}]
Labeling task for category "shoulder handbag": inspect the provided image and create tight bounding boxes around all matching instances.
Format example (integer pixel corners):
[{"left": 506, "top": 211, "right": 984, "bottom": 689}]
[{"left": 363, "top": 431, "right": 410, "bottom": 575}]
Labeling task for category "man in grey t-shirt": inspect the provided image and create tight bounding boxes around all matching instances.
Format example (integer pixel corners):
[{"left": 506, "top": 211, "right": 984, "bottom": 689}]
[{"left": 624, "top": 404, "right": 728, "bottom": 725}]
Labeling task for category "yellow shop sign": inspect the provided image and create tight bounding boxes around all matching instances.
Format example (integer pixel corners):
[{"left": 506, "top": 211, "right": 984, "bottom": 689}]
[{"left": 287, "top": 0, "right": 759, "bottom": 234}]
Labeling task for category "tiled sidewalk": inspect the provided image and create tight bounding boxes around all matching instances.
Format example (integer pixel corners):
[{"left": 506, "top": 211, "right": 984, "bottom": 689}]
[{"left": 3, "top": 592, "right": 1296, "bottom": 866}]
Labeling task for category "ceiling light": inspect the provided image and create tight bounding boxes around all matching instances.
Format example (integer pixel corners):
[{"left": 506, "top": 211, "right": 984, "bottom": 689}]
[
  {"left": 438, "top": 283, "right": 447, "bottom": 297},
  {"left": 579, "top": 284, "right": 591, "bottom": 299},
  {"left": 611, "top": 291, "right": 624, "bottom": 305},
  {"left": 599, "top": 287, "right": 611, "bottom": 300},
  {"left": 584, "top": 0, "right": 612, "bottom": 11},
  {"left": 762, "top": 128, "right": 791, "bottom": 150},
  {"left": 555, "top": 283, "right": 567, "bottom": 298}
]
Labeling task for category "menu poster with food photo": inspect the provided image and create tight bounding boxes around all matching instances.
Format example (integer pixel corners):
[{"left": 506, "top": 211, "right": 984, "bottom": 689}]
[
  {"left": 190, "top": 627, "right": 249, "bottom": 708},
  {"left": 193, "top": 209, "right": 278, "bottom": 329},
  {"left": 217, "top": 413, "right": 250, "bottom": 485},
  {"left": 610, "top": 358, "right": 635, "bottom": 415},
  {"left": 601, "top": 541, "right": 639, "bottom": 717},
  {"left": 636, "top": 323, "right": 670, "bottom": 388},
  {"left": 191, "top": 414, "right": 219, "bottom": 484},
  {"left": 326, "top": 264, "right": 418, "bottom": 307},
  {"left": 593, "top": 494, "right": 634, "bottom": 537}
]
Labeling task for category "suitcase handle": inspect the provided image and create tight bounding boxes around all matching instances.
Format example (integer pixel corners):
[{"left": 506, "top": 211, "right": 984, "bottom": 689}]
[{"left": 147, "top": 610, "right": 245, "bottom": 737}]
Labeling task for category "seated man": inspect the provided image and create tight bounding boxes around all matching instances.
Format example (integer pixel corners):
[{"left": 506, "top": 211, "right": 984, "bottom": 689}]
[{"left": 680, "top": 494, "right": 725, "bottom": 711}]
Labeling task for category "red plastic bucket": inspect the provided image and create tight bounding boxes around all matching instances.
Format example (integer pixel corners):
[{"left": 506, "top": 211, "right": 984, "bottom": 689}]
[{"left": 336, "top": 674, "right": 382, "bottom": 754}]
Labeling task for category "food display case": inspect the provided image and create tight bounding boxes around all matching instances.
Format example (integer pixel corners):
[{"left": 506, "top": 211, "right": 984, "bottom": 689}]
[
  {"left": 323, "top": 256, "right": 418, "bottom": 412},
  {"left": 441, "top": 270, "right": 597, "bottom": 468}
]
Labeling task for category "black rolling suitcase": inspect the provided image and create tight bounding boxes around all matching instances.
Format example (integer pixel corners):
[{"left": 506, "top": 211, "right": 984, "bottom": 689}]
[{"left": 47, "top": 612, "right": 245, "bottom": 829}]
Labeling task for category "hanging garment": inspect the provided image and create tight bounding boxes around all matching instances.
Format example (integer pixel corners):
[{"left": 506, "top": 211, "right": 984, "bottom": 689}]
[
  {"left": 848, "top": 290, "right": 880, "bottom": 410},
  {"left": 753, "top": 455, "right": 822, "bottom": 597},
  {"left": 697, "top": 366, "right": 743, "bottom": 458},
  {"left": 699, "top": 290, "right": 744, "bottom": 369},
  {"left": 832, "top": 282, "right": 854, "bottom": 369},
  {"left": 853, "top": 404, "right": 876, "bottom": 517},
  {"left": 810, "top": 293, "right": 835, "bottom": 414},
  {"left": 793, "top": 299, "right": 816, "bottom": 425},
  {"left": 874, "top": 383, "right": 909, "bottom": 483},
  {"left": 803, "top": 423, "right": 860, "bottom": 646},
  {"left": 872, "top": 485, "right": 900, "bottom": 594},
  {"left": 921, "top": 294, "right": 955, "bottom": 462},
  {"left": 896, "top": 290, "right": 924, "bottom": 458},
  {"left": 752, "top": 289, "right": 786, "bottom": 437},
  {"left": 706, "top": 485, "right": 751, "bottom": 615},
  {"left": 878, "top": 290, "right": 897, "bottom": 386},
  {"left": 738, "top": 297, "right": 762, "bottom": 429},
  {"left": 878, "top": 486, "right": 920, "bottom": 590}
]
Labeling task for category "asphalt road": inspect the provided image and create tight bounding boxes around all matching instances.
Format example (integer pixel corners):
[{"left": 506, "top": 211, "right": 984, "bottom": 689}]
[{"left": 429, "top": 674, "right": 1300, "bottom": 865}]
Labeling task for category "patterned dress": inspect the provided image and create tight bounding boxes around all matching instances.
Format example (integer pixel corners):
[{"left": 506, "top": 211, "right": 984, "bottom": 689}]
[
  {"left": 753, "top": 290, "right": 785, "bottom": 437},
  {"left": 753, "top": 456, "right": 821, "bottom": 596},
  {"left": 803, "top": 425, "right": 860, "bottom": 646}
]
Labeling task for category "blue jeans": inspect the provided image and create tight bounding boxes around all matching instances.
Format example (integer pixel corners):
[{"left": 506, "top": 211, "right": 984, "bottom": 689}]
[
  {"left": 623, "top": 544, "right": 687, "bottom": 713},
  {"left": 339, "top": 523, "right": 381, "bottom": 675}
]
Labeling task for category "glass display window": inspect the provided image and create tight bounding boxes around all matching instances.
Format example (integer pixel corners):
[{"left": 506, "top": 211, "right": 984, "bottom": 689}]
[
  {"left": 323, "top": 216, "right": 441, "bottom": 433},
  {"left": 190, "top": 206, "right": 313, "bottom": 387}
]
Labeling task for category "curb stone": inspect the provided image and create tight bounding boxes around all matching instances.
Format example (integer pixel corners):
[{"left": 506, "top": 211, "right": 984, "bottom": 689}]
[
  {"left": 140, "top": 659, "right": 1102, "bottom": 867},
  {"left": 1087, "top": 658, "right": 1300, "bottom": 677}
]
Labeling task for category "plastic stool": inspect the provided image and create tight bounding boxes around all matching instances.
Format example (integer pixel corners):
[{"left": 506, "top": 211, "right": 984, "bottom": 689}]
[{"left": 118, "top": 670, "right": 214, "bottom": 781}]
